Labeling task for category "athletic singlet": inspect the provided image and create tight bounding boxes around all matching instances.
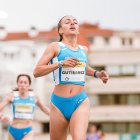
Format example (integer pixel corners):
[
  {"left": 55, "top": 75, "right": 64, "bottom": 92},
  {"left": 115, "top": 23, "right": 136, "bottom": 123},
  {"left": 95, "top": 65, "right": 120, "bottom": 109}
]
[
  {"left": 12, "top": 91, "right": 35, "bottom": 120},
  {"left": 50, "top": 42, "right": 88, "bottom": 85}
]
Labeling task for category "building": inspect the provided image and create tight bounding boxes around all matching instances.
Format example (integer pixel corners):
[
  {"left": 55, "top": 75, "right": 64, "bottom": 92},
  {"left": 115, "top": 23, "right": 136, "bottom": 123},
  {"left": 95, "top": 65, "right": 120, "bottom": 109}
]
[{"left": 0, "top": 23, "right": 140, "bottom": 139}]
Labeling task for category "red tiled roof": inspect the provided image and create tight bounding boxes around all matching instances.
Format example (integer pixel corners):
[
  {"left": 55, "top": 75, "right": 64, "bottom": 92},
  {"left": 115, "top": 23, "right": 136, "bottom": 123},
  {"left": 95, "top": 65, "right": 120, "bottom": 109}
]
[{"left": 0, "top": 23, "right": 114, "bottom": 47}]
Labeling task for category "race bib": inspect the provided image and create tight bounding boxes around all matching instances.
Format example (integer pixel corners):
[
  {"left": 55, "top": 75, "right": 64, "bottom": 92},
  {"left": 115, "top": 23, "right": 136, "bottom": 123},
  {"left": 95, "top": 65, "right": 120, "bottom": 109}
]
[
  {"left": 15, "top": 104, "right": 34, "bottom": 119},
  {"left": 61, "top": 62, "right": 86, "bottom": 82}
]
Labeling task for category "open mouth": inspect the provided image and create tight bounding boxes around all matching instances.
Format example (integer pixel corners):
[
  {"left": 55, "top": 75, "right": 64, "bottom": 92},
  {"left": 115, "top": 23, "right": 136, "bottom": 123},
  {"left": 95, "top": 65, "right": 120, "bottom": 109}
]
[{"left": 70, "top": 27, "right": 76, "bottom": 30}]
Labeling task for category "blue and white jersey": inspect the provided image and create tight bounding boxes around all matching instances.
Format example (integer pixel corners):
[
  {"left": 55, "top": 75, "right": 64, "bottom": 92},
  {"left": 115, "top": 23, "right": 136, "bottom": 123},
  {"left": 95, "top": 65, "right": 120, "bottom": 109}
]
[
  {"left": 50, "top": 42, "right": 88, "bottom": 86},
  {"left": 12, "top": 91, "right": 36, "bottom": 120}
]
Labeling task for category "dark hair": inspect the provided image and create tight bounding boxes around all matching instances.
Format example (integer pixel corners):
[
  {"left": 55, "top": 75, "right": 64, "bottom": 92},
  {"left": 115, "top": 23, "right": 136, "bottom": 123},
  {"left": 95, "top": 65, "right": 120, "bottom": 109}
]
[
  {"left": 13, "top": 74, "right": 32, "bottom": 91},
  {"left": 58, "top": 16, "right": 67, "bottom": 41},
  {"left": 87, "top": 123, "right": 103, "bottom": 133},
  {"left": 17, "top": 74, "right": 31, "bottom": 85}
]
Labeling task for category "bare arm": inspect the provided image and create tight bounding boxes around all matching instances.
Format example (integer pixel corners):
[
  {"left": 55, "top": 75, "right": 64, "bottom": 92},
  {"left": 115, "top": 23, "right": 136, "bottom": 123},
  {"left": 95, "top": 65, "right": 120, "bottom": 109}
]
[
  {"left": 86, "top": 66, "right": 109, "bottom": 84},
  {"left": 33, "top": 42, "right": 59, "bottom": 77},
  {"left": 0, "top": 93, "right": 13, "bottom": 123},
  {"left": 36, "top": 96, "right": 50, "bottom": 116},
  {"left": 0, "top": 93, "right": 12, "bottom": 112},
  {"left": 33, "top": 42, "right": 80, "bottom": 78},
  {"left": 81, "top": 45, "right": 109, "bottom": 84}
]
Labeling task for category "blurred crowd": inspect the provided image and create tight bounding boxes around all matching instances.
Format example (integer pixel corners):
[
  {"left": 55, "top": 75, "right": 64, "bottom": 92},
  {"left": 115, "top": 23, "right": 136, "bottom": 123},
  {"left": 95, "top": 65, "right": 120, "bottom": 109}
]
[{"left": 86, "top": 124, "right": 105, "bottom": 140}]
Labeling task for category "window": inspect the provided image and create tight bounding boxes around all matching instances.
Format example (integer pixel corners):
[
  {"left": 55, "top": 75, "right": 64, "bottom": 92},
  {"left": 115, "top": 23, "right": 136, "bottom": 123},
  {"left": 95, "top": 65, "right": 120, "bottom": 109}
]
[
  {"left": 88, "top": 122, "right": 140, "bottom": 133},
  {"left": 101, "top": 122, "right": 140, "bottom": 133},
  {"left": 106, "top": 65, "right": 136, "bottom": 77},
  {"left": 89, "top": 94, "right": 140, "bottom": 106}
]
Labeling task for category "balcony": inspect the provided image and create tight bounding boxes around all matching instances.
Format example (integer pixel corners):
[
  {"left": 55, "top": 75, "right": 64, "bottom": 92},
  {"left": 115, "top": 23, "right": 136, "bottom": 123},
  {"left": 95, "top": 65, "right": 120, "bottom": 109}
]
[
  {"left": 88, "top": 48, "right": 140, "bottom": 66},
  {"left": 90, "top": 105, "right": 140, "bottom": 122},
  {"left": 86, "top": 77, "right": 140, "bottom": 94}
]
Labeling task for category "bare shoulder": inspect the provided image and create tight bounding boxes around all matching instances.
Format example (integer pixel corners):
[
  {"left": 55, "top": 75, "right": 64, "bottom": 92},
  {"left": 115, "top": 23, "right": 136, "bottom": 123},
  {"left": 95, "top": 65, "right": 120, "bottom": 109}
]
[
  {"left": 34, "top": 95, "right": 40, "bottom": 103},
  {"left": 34, "top": 95, "right": 44, "bottom": 105},
  {"left": 46, "top": 42, "right": 60, "bottom": 56},
  {"left": 8, "top": 92, "right": 15, "bottom": 101},
  {"left": 3, "top": 92, "right": 14, "bottom": 103},
  {"left": 49, "top": 42, "right": 59, "bottom": 46},
  {"left": 47, "top": 42, "right": 59, "bottom": 50}
]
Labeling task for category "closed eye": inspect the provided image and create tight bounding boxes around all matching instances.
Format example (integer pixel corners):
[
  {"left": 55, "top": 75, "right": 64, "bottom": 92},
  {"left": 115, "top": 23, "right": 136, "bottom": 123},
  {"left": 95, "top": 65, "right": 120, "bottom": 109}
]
[
  {"left": 65, "top": 22, "right": 70, "bottom": 24},
  {"left": 65, "top": 19, "right": 78, "bottom": 24}
]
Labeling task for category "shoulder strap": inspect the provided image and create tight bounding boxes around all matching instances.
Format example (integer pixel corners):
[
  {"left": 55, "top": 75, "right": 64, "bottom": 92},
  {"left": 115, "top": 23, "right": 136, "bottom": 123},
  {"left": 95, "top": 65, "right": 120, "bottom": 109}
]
[
  {"left": 78, "top": 45, "right": 84, "bottom": 50},
  {"left": 58, "top": 42, "right": 67, "bottom": 50},
  {"left": 29, "top": 91, "right": 34, "bottom": 97},
  {"left": 58, "top": 42, "right": 65, "bottom": 47},
  {"left": 13, "top": 91, "right": 19, "bottom": 97}
]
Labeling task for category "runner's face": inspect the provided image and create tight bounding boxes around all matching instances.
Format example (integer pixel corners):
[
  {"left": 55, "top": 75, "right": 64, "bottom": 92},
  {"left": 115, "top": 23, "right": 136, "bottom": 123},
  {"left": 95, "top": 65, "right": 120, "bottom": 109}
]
[
  {"left": 59, "top": 16, "right": 79, "bottom": 36},
  {"left": 17, "top": 76, "right": 30, "bottom": 93}
]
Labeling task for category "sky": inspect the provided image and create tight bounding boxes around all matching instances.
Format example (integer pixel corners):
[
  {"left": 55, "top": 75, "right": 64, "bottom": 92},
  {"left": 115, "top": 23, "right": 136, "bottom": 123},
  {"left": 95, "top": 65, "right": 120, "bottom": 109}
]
[{"left": 0, "top": 0, "right": 140, "bottom": 31}]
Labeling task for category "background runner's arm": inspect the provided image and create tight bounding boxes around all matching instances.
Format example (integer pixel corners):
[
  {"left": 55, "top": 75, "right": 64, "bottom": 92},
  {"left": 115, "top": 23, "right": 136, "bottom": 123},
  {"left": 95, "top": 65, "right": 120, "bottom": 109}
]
[
  {"left": 36, "top": 96, "right": 50, "bottom": 115},
  {"left": 0, "top": 94, "right": 12, "bottom": 123},
  {"left": 0, "top": 94, "right": 12, "bottom": 112}
]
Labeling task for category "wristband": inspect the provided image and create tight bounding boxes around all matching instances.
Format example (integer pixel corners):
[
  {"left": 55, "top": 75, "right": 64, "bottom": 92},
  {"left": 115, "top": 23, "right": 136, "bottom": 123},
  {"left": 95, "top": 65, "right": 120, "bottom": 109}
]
[
  {"left": 58, "top": 61, "right": 63, "bottom": 68},
  {"left": 94, "top": 70, "right": 98, "bottom": 78}
]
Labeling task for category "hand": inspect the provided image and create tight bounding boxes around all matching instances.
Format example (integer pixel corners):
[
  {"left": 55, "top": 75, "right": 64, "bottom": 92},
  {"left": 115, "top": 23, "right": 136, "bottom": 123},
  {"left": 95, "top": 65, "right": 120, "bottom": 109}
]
[
  {"left": 62, "top": 58, "right": 79, "bottom": 67},
  {"left": 97, "top": 70, "right": 109, "bottom": 84},
  {"left": 0, "top": 114, "right": 11, "bottom": 124}
]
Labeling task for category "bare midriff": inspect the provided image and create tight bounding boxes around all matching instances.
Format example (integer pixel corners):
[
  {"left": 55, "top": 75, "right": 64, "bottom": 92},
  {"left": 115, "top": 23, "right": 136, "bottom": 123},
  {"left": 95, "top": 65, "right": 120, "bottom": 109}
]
[
  {"left": 11, "top": 119, "right": 33, "bottom": 128},
  {"left": 53, "top": 84, "right": 85, "bottom": 97}
]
